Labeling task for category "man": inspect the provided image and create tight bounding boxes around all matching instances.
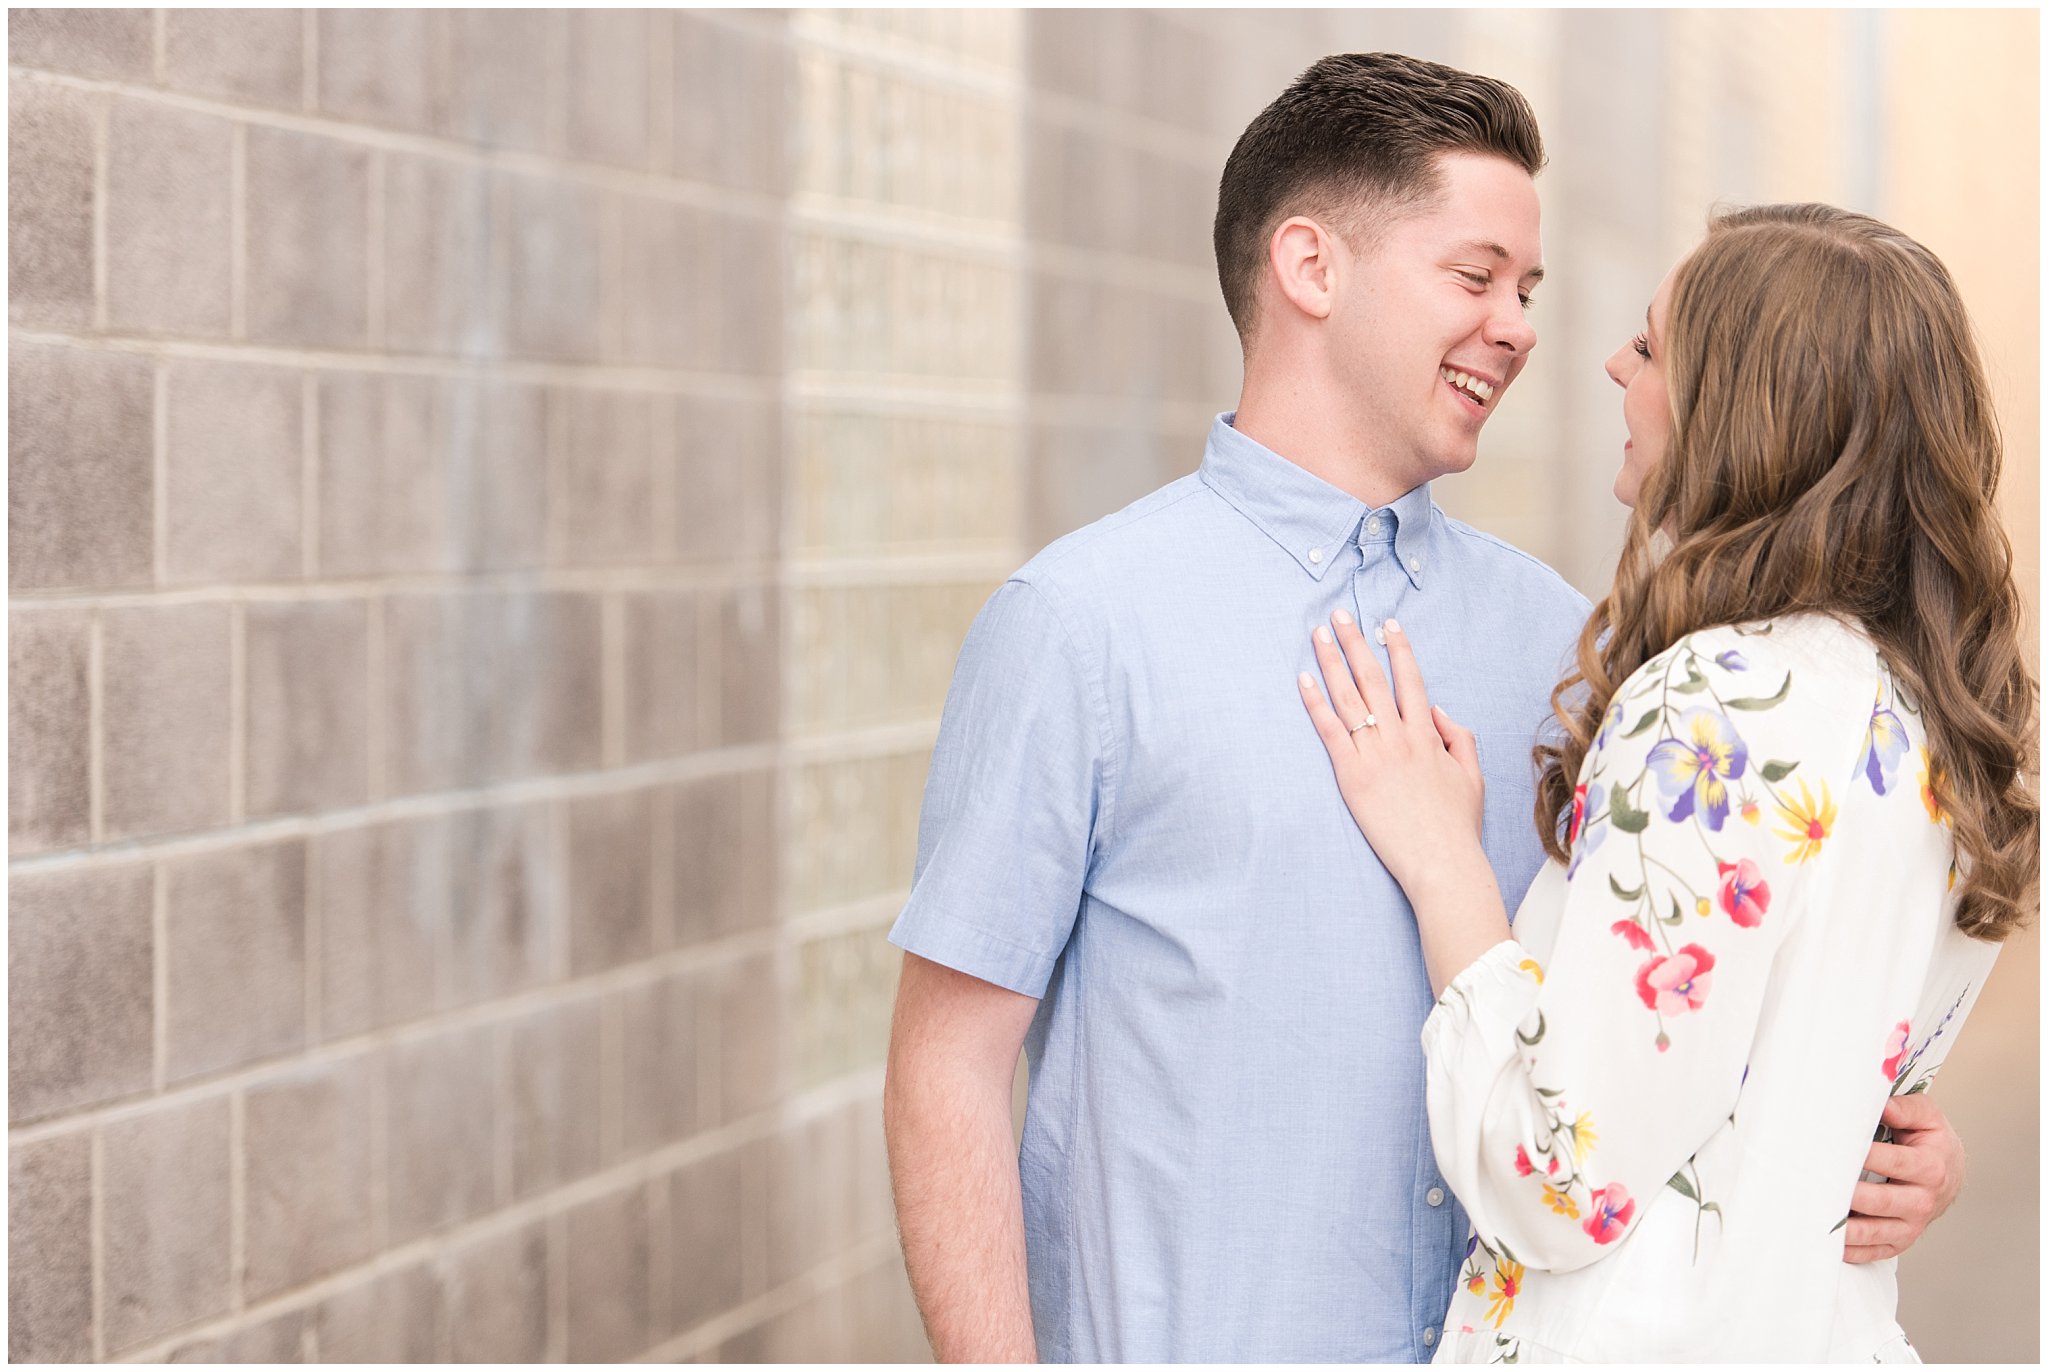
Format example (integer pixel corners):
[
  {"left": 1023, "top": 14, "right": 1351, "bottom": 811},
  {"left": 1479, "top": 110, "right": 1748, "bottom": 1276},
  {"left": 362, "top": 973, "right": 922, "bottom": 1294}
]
[{"left": 883, "top": 53, "right": 1962, "bottom": 1362}]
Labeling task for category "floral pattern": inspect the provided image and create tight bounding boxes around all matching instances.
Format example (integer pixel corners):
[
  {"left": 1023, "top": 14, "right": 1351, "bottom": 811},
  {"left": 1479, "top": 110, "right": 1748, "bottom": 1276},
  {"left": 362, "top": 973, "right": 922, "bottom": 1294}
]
[
  {"left": 1428, "top": 620, "right": 2000, "bottom": 1361},
  {"left": 1564, "top": 630, "right": 1806, "bottom": 1052}
]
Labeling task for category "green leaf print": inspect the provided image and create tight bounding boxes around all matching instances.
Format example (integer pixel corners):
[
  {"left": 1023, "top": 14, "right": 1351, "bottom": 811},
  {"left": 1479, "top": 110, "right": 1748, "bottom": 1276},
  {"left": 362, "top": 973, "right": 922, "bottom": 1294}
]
[
  {"left": 1725, "top": 673, "right": 1793, "bottom": 710},
  {"left": 1609, "top": 875, "right": 1645, "bottom": 901},
  {"left": 1759, "top": 758, "right": 1800, "bottom": 782},
  {"left": 1609, "top": 784, "right": 1650, "bottom": 834}
]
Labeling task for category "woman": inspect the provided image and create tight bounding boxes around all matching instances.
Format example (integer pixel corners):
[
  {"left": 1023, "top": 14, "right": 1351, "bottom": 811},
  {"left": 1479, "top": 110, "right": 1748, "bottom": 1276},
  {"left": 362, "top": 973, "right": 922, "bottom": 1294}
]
[{"left": 1298, "top": 204, "right": 2038, "bottom": 1361}]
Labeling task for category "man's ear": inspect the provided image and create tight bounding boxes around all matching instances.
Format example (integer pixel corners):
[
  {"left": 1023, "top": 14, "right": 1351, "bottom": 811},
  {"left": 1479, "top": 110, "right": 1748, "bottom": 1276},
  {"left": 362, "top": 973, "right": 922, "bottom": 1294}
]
[{"left": 1268, "top": 215, "right": 1338, "bottom": 322}]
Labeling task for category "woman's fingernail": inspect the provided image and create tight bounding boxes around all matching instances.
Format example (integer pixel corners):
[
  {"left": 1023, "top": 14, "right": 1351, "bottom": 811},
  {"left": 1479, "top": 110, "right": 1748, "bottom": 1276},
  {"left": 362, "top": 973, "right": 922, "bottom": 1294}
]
[
  {"left": 1333, "top": 608, "right": 1354, "bottom": 626},
  {"left": 1299, "top": 672, "right": 1315, "bottom": 690},
  {"left": 1384, "top": 618, "right": 1402, "bottom": 635},
  {"left": 1315, "top": 626, "right": 1333, "bottom": 645},
  {"left": 1373, "top": 626, "right": 1387, "bottom": 646}
]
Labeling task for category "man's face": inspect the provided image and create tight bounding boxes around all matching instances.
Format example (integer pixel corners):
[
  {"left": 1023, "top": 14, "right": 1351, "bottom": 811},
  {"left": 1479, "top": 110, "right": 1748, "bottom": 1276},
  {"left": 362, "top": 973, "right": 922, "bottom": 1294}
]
[{"left": 1329, "top": 153, "right": 1543, "bottom": 486}]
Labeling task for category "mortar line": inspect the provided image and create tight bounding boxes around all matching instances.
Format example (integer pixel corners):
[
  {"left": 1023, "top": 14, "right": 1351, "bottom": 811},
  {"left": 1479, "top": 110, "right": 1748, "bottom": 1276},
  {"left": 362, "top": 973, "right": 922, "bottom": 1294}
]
[
  {"left": 6, "top": 733, "right": 826, "bottom": 878},
  {"left": 228, "top": 1089, "right": 247, "bottom": 1311},
  {"left": 645, "top": 1232, "right": 905, "bottom": 1362},
  {"left": 300, "top": 9, "right": 318, "bottom": 111},
  {"left": 543, "top": 384, "right": 568, "bottom": 568},
  {"left": 7, "top": 910, "right": 885, "bottom": 1148},
  {"left": 102, "top": 1067, "right": 891, "bottom": 1363},
  {"left": 90, "top": 1125, "right": 108, "bottom": 1361},
  {"left": 6, "top": 324, "right": 791, "bottom": 398},
  {"left": 227, "top": 602, "right": 246, "bottom": 824},
  {"left": 90, "top": 91, "right": 109, "bottom": 328},
  {"left": 10, "top": 65, "right": 788, "bottom": 219},
  {"left": 87, "top": 613, "right": 106, "bottom": 843},
  {"left": 649, "top": 785, "right": 676, "bottom": 954},
  {"left": 151, "top": 362, "right": 169, "bottom": 585},
  {"left": 599, "top": 994, "right": 624, "bottom": 1166},
  {"left": 550, "top": 797, "right": 572, "bottom": 986},
  {"left": 602, "top": 593, "right": 627, "bottom": 771},
  {"left": 365, "top": 151, "right": 386, "bottom": 349},
  {"left": 300, "top": 373, "right": 318, "bottom": 578},
  {"left": 152, "top": 865, "right": 168, "bottom": 1090},
  {"left": 646, "top": 1169, "right": 673, "bottom": 1339},
  {"left": 229, "top": 123, "right": 247, "bottom": 338},
  {"left": 303, "top": 824, "right": 322, "bottom": 1048},
  {"left": 648, "top": 8, "right": 674, "bottom": 175},
  {"left": 547, "top": 1210, "right": 570, "bottom": 1361},
  {"left": 493, "top": 1023, "right": 514, "bottom": 1208},
  {"left": 649, "top": 392, "right": 679, "bottom": 561},
  {"left": 368, "top": 1047, "right": 389, "bottom": 1252},
  {"left": 364, "top": 594, "right": 385, "bottom": 802},
  {"left": 543, "top": 8, "right": 570, "bottom": 159}
]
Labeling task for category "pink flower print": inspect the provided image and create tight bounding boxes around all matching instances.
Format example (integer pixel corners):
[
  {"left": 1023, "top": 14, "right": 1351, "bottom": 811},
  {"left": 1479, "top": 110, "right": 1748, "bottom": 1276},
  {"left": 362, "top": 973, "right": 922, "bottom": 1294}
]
[
  {"left": 1883, "top": 1020, "right": 1911, "bottom": 1082},
  {"left": 1715, "top": 859, "right": 1771, "bottom": 928},
  {"left": 1514, "top": 1145, "right": 1534, "bottom": 1177},
  {"left": 1545, "top": 1153, "right": 1560, "bottom": 1176},
  {"left": 1611, "top": 918, "right": 1655, "bottom": 951},
  {"left": 1582, "top": 1183, "right": 1635, "bottom": 1244},
  {"left": 1634, "top": 945, "right": 1716, "bottom": 1016},
  {"left": 1646, "top": 708, "right": 1749, "bottom": 829}
]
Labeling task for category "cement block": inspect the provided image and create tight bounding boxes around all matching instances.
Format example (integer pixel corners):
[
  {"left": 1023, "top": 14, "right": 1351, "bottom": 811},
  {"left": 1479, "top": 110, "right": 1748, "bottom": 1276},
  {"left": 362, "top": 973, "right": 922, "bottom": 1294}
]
[
  {"left": 8, "top": 607, "right": 91, "bottom": 854},
  {"left": 243, "top": 598, "right": 369, "bottom": 817},
  {"left": 105, "top": 98, "right": 234, "bottom": 336},
  {"left": 8, "top": 82, "right": 95, "bottom": 328},
  {"left": 8, "top": 1131, "right": 93, "bottom": 1362},
  {"left": 9, "top": 343, "right": 155, "bottom": 592},
  {"left": 161, "top": 838, "right": 307, "bottom": 1083},
  {"left": 9, "top": 862, "right": 154, "bottom": 1122},
  {"left": 100, "top": 603, "right": 231, "bottom": 841},
  {"left": 102, "top": 1096, "right": 232, "bottom": 1353},
  {"left": 162, "top": 360, "right": 302, "bottom": 584}
]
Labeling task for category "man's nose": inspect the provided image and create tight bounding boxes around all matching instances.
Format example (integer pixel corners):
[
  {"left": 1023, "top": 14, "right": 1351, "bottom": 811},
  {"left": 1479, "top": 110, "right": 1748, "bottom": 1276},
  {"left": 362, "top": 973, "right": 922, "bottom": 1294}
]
[{"left": 1487, "top": 304, "right": 1537, "bottom": 356}]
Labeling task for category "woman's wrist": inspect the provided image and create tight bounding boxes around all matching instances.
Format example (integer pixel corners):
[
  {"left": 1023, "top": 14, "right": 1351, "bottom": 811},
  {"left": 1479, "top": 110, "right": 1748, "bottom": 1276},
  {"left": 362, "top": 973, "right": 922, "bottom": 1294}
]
[{"left": 1392, "top": 839, "right": 1496, "bottom": 913}]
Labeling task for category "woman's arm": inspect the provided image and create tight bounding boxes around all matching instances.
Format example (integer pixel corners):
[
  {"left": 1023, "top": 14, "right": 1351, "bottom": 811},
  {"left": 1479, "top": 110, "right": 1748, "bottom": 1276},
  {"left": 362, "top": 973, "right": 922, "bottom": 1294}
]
[{"left": 1304, "top": 618, "right": 1841, "bottom": 1272}]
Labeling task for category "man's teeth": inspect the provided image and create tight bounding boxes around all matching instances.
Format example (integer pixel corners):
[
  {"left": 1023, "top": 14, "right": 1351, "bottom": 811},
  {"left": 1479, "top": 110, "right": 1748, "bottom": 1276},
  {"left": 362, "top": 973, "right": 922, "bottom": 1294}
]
[{"left": 1440, "top": 367, "right": 1494, "bottom": 403}]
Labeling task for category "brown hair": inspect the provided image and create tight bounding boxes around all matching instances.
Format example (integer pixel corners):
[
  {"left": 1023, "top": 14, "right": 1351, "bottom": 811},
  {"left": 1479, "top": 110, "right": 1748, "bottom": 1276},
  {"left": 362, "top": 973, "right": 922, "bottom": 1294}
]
[
  {"left": 1213, "top": 52, "right": 1545, "bottom": 344},
  {"left": 1534, "top": 203, "right": 2039, "bottom": 940}
]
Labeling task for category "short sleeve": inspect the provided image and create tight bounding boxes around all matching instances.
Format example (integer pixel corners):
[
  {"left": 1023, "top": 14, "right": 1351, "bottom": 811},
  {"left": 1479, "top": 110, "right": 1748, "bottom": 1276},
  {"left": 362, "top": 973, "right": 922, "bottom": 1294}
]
[
  {"left": 888, "top": 578, "right": 1107, "bottom": 998},
  {"left": 1421, "top": 624, "right": 1849, "bottom": 1272}
]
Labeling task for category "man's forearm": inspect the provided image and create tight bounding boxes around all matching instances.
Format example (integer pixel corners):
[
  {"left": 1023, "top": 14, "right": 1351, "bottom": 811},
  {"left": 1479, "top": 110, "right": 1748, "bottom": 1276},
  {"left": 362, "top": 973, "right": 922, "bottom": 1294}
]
[{"left": 884, "top": 1062, "right": 1037, "bottom": 1361}]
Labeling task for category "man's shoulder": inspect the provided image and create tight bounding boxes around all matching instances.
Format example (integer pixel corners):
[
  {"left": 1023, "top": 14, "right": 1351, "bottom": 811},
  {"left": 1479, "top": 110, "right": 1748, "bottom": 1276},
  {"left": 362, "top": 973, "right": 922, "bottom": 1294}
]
[
  {"left": 1437, "top": 513, "right": 1593, "bottom": 621},
  {"left": 1012, "top": 472, "right": 1217, "bottom": 594}
]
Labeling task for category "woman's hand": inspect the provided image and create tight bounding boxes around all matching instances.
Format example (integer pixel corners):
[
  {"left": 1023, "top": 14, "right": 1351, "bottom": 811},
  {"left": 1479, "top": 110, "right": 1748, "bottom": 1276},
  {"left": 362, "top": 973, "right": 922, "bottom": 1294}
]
[{"left": 1297, "top": 611, "right": 1486, "bottom": 898}]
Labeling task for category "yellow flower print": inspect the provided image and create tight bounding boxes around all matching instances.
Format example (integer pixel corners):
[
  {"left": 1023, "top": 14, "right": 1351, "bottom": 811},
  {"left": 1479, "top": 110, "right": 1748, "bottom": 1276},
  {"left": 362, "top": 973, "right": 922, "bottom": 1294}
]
[
  {"left": 1518, "top": 958, "right": 1545, "bottom": 985},
  {"left": 1772, "top": 778, "right": 1838, "bottom": 864},
  {"left": 1695, "top": 897, "right": 1710, "bottom": 917},
  {"left": 1486, "top": 1258, "right": 1525, "bottom": 1329},
  {"left": 1739, "top": 793, "right": 1763, "bottom": 825},
  {"left": 1918, "top": 747, "right": 1949, "bottom": 827},
  {"left": 1570, "top": 1111, "right": 1599, "bottom": 1166},
  {"left": 1542, "top": 1182, "right": 1579, "bottom": 1217}
]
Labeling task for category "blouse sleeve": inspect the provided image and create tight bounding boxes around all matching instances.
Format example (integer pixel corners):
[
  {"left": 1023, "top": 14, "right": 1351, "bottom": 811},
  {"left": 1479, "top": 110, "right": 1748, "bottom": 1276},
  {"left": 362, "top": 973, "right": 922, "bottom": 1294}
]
[{"left": 1420, "top": 624, "right": 1851, "bottom": 1273}]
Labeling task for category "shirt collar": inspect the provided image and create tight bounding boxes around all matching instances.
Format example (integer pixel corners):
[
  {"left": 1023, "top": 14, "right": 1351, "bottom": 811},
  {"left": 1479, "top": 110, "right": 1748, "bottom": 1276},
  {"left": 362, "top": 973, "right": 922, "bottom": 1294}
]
[{"left": 1197, "top": 413, "right": 1437, "bottom": 588}]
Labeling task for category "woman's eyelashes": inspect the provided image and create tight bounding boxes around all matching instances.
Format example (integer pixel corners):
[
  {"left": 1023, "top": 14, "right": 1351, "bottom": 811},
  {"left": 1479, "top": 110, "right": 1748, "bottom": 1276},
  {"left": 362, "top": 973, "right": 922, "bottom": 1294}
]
[{"left": 1631, "top": 332, "right": 1651, "bottom": 359}]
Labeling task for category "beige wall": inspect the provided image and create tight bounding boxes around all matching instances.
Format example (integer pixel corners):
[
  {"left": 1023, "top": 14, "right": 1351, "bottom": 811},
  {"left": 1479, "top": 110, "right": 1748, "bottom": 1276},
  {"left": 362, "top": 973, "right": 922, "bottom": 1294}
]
[{"left": 7, "top": 9, "right": 2034, "bottom": 1364}]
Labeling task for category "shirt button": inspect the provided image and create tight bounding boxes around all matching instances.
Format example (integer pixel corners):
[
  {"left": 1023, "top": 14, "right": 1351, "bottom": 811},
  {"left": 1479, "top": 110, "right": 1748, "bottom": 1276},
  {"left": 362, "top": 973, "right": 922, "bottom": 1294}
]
[
  {"left": 1423, "top": 1327, "right": 1438, "bottom": 1347},
  {"left": 1427, "top": 1186, "right": 1446, "bottom": 1207},
  {"left": 1307, "top": 547, "right": 1322, "bottom": 564},
  {"left": 1408, "top": 555, "right": 1422, "bottom": 573},
  {"left": 1366, "top": 517, "right": 1382, "bottom": 535}
]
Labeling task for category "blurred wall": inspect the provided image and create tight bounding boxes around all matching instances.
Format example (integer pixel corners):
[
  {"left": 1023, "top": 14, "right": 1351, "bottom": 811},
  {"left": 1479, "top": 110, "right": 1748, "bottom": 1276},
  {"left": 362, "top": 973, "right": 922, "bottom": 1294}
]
[{"left": 6, "top": 8, "right": 2035, "bottom": 1365}]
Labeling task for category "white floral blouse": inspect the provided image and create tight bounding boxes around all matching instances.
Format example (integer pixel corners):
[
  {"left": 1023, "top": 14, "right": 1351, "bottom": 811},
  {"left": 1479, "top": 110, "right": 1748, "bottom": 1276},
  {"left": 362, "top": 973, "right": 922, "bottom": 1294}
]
[{"left": 1423, "top": 614, "right": 1998, "bottom": 1363}]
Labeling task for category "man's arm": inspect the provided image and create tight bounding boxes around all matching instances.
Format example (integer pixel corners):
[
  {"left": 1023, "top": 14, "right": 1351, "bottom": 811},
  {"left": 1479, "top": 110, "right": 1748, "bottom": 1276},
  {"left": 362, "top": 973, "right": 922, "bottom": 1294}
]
[
  {"left": 884, "top": 952, "right": 1041, "bottom": 1361},
  {"left": 1845, "top": 1093, "right": 1966, "bottom": 1263}
]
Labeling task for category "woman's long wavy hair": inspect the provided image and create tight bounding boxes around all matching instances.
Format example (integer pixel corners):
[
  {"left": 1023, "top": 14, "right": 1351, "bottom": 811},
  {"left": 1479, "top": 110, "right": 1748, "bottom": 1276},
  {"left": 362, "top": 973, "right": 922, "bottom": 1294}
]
[{"left": 1533, "top": 203, "right": 2038, "bottom": 940}]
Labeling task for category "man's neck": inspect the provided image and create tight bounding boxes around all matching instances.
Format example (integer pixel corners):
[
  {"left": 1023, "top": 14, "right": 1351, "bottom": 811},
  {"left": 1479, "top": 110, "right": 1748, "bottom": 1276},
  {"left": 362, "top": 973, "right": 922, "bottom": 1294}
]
[{"left": 1231, "top": 387, "right": 1422, "bottom": 510}]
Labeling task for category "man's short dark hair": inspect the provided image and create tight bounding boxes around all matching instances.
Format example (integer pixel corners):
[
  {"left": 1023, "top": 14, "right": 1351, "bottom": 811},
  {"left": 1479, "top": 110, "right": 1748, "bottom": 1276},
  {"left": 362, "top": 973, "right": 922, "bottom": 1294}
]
[{"left": 1213, "top": 52, "right": 1546, "bottom": 344}]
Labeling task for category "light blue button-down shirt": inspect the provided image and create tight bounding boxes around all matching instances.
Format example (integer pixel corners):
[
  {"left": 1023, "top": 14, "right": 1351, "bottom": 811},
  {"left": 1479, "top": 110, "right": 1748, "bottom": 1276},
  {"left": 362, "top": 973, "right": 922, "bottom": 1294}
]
[{"left": 891, "top": 414, "right": 1590, "bottom": 1361}]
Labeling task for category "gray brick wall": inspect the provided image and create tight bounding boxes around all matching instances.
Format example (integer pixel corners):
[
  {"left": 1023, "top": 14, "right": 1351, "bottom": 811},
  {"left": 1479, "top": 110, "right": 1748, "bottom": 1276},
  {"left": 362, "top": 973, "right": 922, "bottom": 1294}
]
[{"left": 7, "top": 8, "right": 922, "bottom": 1360}]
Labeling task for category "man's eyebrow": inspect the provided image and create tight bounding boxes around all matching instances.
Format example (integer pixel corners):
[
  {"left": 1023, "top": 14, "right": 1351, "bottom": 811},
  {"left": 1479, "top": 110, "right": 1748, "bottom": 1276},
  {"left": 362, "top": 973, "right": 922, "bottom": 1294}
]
[{"left": 1449, "top": 239, "right": 1545, "bottom": 282}]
